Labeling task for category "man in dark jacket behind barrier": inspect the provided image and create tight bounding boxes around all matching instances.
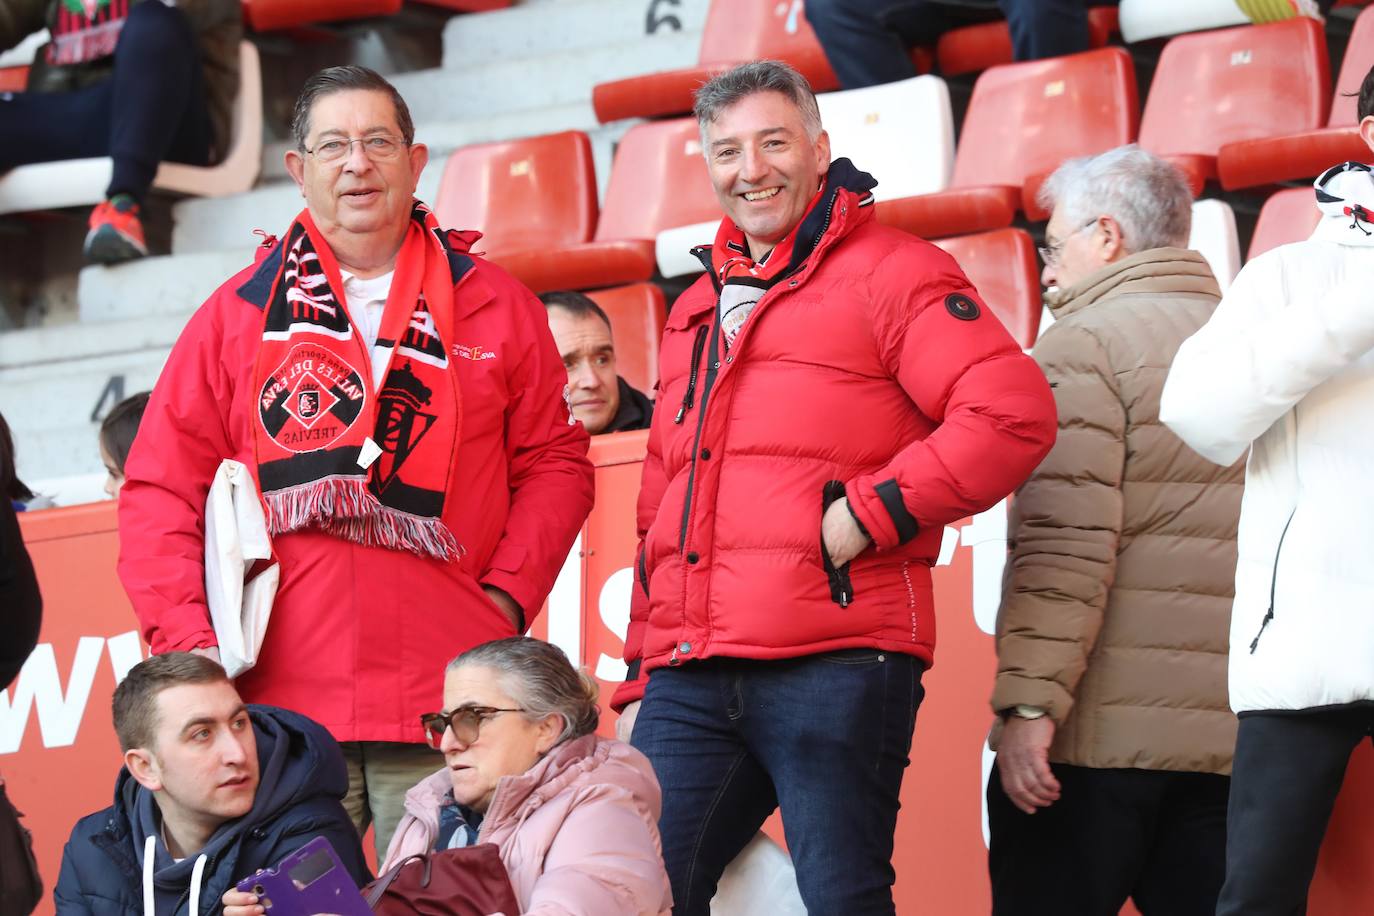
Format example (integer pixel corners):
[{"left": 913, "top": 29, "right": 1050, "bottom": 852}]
[
  {"left": 540, "top": 290, "right": 654, "bottom": 435},
  {"left": 615, "top": 60, "right": 1058, "bottom": 915},
  {"left": 55, "top": 652, "right": 368, "bottom": 916}
]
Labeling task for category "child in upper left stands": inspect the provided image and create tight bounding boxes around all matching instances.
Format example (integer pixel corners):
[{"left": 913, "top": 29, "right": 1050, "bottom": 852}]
[
  {"left": 0, "top": 0, "right": 241, "bottom": 264},
  {"left": 98, "top": 391, "right": 149, "bottom": 499}
]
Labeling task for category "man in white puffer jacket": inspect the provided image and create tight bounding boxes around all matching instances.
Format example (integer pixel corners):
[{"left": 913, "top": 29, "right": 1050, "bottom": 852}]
[{"left": 1160, "top": 66, "right": 1374, "bottom": 916}]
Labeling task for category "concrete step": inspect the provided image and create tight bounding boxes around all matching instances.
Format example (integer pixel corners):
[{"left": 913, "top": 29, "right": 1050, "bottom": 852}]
[
  {"left": 441, "top": 0, "right": 708, "bottom": 69},
  {"left": 0, "top": 314, "right": 189, "bottom": 487},
  {"left": 78, "top": 250, "right": 257, "bottom": 324}
]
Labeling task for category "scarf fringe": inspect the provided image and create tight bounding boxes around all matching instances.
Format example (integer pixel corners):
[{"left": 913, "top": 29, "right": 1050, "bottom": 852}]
[{"left": 264, "top": 478, "right": 463, "bottom": 562}]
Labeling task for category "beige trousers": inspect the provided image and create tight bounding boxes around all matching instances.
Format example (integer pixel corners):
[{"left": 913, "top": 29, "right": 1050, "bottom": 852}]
[{"left": 339, "top": 740, "right": 443, "bottom": 864}]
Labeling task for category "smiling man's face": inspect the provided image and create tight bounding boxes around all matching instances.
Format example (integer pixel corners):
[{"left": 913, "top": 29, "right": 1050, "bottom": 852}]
[
  {"left": 287, "top": 88, "right": 427, "bottom": 241},
  {"left": 703, "top": 90, "right": 830, "bottom": 259}
]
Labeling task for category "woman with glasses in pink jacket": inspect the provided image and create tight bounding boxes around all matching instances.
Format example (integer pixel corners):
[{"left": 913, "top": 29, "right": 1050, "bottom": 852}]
[{"left": 381, "top": 637, "right": 673, "bottom": 915}]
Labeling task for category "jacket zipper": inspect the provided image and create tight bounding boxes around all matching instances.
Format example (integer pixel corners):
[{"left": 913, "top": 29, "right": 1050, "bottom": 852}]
[
  {"left": 674, "top": 325, "right": 710, "bottom": 424},
  {"left": 820, "top": 480, "right": 854, "bottom": 607},
  {"left": 677, "top": 247, "right": 724, "bottom": 553},
  {"left": 1250, "top": 507, "right": 1297, "bottom": 654},
  {"left": 637, "top": 546, "right": 650, "bottom": 599}
]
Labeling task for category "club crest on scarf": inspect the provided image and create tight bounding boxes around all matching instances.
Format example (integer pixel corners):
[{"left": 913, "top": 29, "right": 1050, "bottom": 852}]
[
  {"left": 253, "top": 202, "right": 463, "bottom": 562},
  {"left": 259, "top": 343, "right": 367, "bottom": 452}
]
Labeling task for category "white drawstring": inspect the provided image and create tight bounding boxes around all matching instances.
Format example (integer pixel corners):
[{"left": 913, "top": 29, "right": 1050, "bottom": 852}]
[
  {"left": 142, "top": 835, "right": 157, "bottom": 916},
  {"left": 142, "top": 834, "right": 208, "bottom": 916},
  {"left": 188, "top": 854, "right": 207, "bottom": 916}
]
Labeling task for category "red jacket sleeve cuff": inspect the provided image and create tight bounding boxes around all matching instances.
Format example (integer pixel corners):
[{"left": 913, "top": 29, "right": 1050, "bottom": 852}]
[
  {"left": 152, "top": 607, "right": 218, "bottom": 654},
  {"left": 847, "top": 475, "right": 919, "bottom": 550},
  {"left": 480, "top": 570, "right": 537, "bottom": 626}
]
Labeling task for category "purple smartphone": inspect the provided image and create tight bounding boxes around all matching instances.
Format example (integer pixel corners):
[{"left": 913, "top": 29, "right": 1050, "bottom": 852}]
[{"left": 235, "top": 836, "right": 371, "bottom": 916}]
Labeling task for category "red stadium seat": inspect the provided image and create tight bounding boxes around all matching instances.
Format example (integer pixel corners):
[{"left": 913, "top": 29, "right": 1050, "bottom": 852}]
[
  {"left": 592, "top": 0, "right": 838, "bottom": 123},
  {"left": 411, "top": 0, "right": 510, "bottom": 10},
  {"left": 489, "top": 118, "right": 718, "bottom": 293},
  {"left": 1218, "top": 6, "right": 1374, "bottom": 190},
  {"left": 1139, "top": 18, "right": 1330, "bottom": 194},
  {"left": 933, "top": 229, "right": 1041, "bottom": 348},
  {"left": 434, "top": 130, "right": 598, "bottom": 256},
  {"left": 586, "top": 283, "right": 668, "bottom": 395},
  {"left": 935, "top": 5, "right": 1118, "bottom": 76},
  {"left": 876, "top": 47, "right": 1137, "bottom": 238},
  {"left": 1247, "top": 187, "right": 1321, "bottom": 260},
  {"left": 243, "top": 0, "right": 401, "bottom": 31}
]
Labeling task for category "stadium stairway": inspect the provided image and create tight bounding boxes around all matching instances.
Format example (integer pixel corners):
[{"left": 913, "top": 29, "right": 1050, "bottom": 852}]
[{"left": 0, "top": 0, "right": 711, "bottom": 500}]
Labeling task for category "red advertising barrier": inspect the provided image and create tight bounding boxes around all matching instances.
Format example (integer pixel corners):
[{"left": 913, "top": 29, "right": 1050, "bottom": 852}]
[{"left": 9, "top": 430, "right": 1373, "bottom": 914}]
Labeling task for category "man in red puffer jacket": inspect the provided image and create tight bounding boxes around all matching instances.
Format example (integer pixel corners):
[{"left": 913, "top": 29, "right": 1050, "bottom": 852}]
[{"left": 613, "top": 60, "right": 1057, "bottom": 915}]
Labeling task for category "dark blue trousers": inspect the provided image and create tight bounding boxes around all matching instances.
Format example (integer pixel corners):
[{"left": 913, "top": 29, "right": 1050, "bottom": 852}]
[
  {"left": 0, "top": 0, "right": 211, "bottom": 201},
  {"left": 804, "top": 0, "right": 1105, "bottom": 89},
  {"left": 631, "top": 650, "right": 924, "bottom": 916}
]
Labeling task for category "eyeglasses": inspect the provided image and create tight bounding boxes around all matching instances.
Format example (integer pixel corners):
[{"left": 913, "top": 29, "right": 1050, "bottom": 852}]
[
  {"left": 1037, "top": 218, "right": 1099, "bottom": 268},
  {"left": 303, "top": 134, "right": 407, "bottom": 164},
  {"left": 420, "top": 706, "right": 525, "bottom": 748}
]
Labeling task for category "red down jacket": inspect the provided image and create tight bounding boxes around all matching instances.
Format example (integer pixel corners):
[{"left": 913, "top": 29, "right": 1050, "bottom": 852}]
[
  {"left": 119, "top": 227, "right": 593, "bottom": 743},
  {"left": 613, "top": 163, "right": 1057, "bottom": 709}
]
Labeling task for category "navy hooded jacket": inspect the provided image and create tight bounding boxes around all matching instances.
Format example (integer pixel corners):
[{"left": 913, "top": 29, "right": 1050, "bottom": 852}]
[{"left": 54, "top": 704, "right": 370, "bottom": 915}]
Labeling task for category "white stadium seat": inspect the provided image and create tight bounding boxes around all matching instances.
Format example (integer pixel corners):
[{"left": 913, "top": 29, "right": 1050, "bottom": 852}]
[{"left": 1188, "top": 198, "right": 1241, "bottom": 292}]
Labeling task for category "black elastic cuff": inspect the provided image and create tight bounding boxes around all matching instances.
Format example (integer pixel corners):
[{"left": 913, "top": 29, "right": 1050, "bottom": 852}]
[
  {"left": 874, "top": 479, "right": 919, "bottom": 544},
  {"left": 625, "top": 659, "right": 642, "bottom": 682}
]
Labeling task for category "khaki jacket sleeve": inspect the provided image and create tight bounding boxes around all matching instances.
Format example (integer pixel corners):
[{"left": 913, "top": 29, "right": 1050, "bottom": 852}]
[{"left": 991, "top": 322, "right": 1125, "bottom": 725}]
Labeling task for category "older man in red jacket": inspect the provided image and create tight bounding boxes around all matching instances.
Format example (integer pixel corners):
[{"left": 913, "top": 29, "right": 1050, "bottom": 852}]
[
  {"left": 614, "top": 61, "right": 1056, "bottom": 914},
  {"left": 117, "top": 66, "right": 593, "bottom": 859}
]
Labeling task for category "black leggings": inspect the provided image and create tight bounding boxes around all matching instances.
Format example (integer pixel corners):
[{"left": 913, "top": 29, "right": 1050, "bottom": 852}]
[{"left": 0, "top": 0, "right": 211, "bottom": 201}]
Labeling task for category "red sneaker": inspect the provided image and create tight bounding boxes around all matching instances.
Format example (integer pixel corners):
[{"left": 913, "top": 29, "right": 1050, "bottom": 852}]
[{"left": 84, "top": 194, "right": 148, "bottom": 264}]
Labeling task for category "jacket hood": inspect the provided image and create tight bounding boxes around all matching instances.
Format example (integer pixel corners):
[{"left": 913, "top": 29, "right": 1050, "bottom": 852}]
[
  {"left": 117, "top": 704, "right": 349, "bottom": 898},
  {"left": 480, "top": 735, "right": 661, "bottom": 836},
  {"left": 1046, "top": 247, "right": 1221, "bottom": 320},
  {"left": 1312, "top": 161, "right": 1374, "bottom": 246}
]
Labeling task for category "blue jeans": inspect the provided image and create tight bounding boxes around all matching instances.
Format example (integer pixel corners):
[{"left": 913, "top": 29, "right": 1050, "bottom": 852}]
[
  {"left": 804, "top": 0, "right": 1103, "bottom": 89},
  {"left": 631, "top": 650, "right": 925, "bottom": 915}
]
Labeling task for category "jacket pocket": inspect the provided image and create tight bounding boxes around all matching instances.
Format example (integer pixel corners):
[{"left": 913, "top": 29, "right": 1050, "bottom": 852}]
[
  {"left": 820, "top": 480, "right": 854, "bottom": 608},
  {"left": 1250, "top": 506, "right": 1297, "bottom": 654}
]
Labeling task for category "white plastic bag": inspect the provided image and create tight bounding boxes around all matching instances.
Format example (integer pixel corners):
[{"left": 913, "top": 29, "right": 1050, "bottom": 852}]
[
  {"left": 711, "top": 831, "right": 806, "bottom": 915},
  {"left": 204, "top": 459, "right": 279, "bottom": 678}
]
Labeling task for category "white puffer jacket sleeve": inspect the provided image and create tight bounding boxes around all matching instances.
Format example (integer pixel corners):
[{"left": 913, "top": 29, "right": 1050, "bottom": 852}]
[{"left": 1161, "top": 246, "right": 1374, "bottom": 465}]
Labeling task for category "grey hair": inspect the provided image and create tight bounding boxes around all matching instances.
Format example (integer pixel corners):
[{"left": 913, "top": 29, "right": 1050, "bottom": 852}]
[
  {"left": 447, "top": 637, "right": 600, "bottom": 744},
  {"left": 1037, "top": 145, "right": 1193, "bottom": 253},
  {"left": 693, "top": 59, "right": 823, "bottom": 143},
  {"left": 290, "top": 65, "right": 416, "bottom": 151}
]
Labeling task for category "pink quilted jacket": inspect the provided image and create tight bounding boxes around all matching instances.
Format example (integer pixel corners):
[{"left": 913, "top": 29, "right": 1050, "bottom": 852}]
[{"left": 381, "top": 735, "right": 672, "bottom": 915}]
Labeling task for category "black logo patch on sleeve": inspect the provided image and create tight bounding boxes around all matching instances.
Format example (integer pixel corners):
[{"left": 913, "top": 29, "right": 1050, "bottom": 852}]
[{"left": 945, "top": 293, "right": 981, "bottom": 321}]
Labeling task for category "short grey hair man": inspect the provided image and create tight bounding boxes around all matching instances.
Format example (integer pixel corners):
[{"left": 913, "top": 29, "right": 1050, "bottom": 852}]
[
  {"left": 692, "top": 58, "right": 824, "bottom": 142},
  {"left": 1037, "top": 145, "right": 1194, "bottom": 291}
]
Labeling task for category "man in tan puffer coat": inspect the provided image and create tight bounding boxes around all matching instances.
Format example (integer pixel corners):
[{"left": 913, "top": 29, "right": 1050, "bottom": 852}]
[{"left": 987, "top": 145, "right": 1244, "bottom": 916}]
